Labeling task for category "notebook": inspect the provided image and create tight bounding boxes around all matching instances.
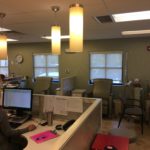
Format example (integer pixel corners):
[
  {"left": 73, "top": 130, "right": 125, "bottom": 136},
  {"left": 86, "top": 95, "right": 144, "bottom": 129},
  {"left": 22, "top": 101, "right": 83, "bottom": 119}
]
[{"left": 30, "top": 130, "right": 58, "bottom": 144}]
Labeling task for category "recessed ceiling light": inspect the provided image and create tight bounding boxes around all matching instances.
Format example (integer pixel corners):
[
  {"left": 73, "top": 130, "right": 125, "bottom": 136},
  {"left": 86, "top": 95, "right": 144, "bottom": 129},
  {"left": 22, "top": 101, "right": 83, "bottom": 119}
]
[
  {"left": 122, "top": 29, "right": 150, "bottom": 35},
  {"left": 112, "top": 10, "right": 150, "bottom": 22},
  {"left": 0, "top": 27, "right": 18, "bottom": 41},
  {"left": 0, "top": 27, "right": 11, "bottom": 32},
  {"left": 42, "top": 35, "right": 69, "bottom": 40},
  {"left": 7, "top": 38, "right": 18, "bottom": 42}
]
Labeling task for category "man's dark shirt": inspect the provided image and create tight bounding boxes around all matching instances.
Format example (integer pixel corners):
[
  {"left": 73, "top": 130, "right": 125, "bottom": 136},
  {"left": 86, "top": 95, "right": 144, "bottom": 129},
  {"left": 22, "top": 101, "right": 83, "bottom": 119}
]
[{"left": 0, "top": 108, "right": 28, "bottom": 150}]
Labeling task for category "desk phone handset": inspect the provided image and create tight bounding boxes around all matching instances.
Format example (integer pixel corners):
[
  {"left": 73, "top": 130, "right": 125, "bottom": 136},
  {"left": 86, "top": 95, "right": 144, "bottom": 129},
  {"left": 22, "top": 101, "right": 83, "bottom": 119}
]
[{"left": 55, "top": 119, "right": 75, "bottom": 131}]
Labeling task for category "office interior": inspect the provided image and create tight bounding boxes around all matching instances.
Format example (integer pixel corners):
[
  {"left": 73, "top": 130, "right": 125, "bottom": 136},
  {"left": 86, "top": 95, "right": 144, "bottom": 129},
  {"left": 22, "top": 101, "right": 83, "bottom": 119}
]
[
  {"left": 8, "top": 37, "right": 150, "bottom": 89},
  {"left": 0, "top": 0, "right": 150, "bottom": 149}
]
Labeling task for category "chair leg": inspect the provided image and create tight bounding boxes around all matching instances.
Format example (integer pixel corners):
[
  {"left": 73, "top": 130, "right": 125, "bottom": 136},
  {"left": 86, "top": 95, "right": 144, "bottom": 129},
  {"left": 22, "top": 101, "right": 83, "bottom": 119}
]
[
  {"left": 108, "top": 106, "right": 111, "bottom": 118},
  {"left": 108, "top": 98, "right": 112, "bottom": 118},
  {"left": 118, "top": 113, "right": 124, "bottom": 128},
  {"left": 141, "top": 115, "right": 144, "bottom": 134}
]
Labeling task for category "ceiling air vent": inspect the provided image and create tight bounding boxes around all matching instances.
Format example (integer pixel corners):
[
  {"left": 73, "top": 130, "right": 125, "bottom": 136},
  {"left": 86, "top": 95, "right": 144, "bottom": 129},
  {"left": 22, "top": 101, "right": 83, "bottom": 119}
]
[{"left": 94, "top": 15, "right": 113, "bottom": 23}]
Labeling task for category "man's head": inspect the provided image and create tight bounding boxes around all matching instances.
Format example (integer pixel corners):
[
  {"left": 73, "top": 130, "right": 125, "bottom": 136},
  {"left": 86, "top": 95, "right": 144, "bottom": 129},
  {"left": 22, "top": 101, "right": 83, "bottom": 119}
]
[{"left": 0, "top": 74, "right": 5, "bottom": 82}]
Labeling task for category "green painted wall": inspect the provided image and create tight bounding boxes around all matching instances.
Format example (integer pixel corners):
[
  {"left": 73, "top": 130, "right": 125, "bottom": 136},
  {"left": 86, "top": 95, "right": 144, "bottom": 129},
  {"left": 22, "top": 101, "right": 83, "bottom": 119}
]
[{"left": 8, "top": 37, "right": 150, "bottom": 89}]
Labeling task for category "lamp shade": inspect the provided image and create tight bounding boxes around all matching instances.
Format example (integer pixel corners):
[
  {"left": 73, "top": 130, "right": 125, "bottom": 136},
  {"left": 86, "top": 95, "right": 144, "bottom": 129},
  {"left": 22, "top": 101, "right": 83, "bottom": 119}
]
[
  {"left": 51, "top": 25, "right": 61, "bottom": 55},
  {"left": 69, "top": 3, "right": 83, "bottom": 52},
  {"left": 0, "top": 35, "right": 7, "bottom": 59}
]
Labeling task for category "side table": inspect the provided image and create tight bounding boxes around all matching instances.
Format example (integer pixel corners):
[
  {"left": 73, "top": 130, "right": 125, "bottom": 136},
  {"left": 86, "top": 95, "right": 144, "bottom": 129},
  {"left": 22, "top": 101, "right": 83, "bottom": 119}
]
[{"left": 72, "top": 89, "right": 86, "bottom": 97}]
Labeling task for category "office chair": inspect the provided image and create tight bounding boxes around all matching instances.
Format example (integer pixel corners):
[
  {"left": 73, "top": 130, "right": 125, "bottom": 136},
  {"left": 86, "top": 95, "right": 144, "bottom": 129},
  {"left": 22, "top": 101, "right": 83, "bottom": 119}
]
[
  {"left": 118, "top": 86, "right": 144, "bottom": 134},
  {"left": 33, "top": 77, "right": 52, "bottom": 94},
  {"left": 92, "top": 78, "right": 113, "bottom": 117}
]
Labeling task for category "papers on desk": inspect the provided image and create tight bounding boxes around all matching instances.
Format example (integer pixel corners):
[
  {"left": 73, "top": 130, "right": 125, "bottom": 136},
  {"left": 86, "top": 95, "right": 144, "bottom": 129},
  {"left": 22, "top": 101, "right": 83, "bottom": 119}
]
[
  {"left": 41, "top": 95, "right": 83, "bottom": 116},
  {"left": 6, "top": 84, "right": 19, "bottom": 88},
  {"left": 43, "top": 95, "right": 54, "bottom": 113},
  {"left": 54, "top": 96, "right": 68, "bottom": 115}
]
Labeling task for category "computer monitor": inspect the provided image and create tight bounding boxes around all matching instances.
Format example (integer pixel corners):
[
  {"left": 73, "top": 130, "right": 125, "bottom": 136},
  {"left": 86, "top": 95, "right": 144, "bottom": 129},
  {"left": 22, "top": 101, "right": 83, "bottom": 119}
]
[{"left": 2, "top": 88, "right": 33, "bottom": 116}]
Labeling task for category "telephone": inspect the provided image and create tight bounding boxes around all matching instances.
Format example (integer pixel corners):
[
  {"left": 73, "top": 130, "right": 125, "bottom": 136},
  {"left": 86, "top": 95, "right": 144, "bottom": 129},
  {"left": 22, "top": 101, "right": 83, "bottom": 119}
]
[{"left": 55, "top": 119, "right": 75, "bottom": 131}]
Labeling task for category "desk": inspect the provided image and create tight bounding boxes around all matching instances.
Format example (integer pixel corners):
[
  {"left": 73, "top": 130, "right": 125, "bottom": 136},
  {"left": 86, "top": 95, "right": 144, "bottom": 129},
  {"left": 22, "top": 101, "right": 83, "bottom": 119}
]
[
  {"left": 20, "top": 119, "right": 65, "bottom": 150},
  {"left": 17, "top": 97, "right": 101, "bottom": 150},
  {"left": 91, "top": 134, "right": 129, "bottom": 150}
]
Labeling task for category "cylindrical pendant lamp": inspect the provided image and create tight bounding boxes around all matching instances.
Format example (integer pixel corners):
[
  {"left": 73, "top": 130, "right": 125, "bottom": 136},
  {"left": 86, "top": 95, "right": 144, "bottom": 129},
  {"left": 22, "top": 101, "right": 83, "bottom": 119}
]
[
  {"left": 69, "top": 3, "right": 83, "bottom": 52},
  {"left": 51, "top": 25, "right": 61, "bottom": 55},
  {"left": 0, "top": 35, "right": 7, "bottom": 59}
]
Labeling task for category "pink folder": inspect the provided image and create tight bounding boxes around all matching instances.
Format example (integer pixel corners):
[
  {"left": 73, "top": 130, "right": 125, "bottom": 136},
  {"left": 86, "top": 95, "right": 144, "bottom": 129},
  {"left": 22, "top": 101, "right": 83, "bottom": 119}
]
[{"left": 30, "top": 130, "right": 58, "bottom": 143}]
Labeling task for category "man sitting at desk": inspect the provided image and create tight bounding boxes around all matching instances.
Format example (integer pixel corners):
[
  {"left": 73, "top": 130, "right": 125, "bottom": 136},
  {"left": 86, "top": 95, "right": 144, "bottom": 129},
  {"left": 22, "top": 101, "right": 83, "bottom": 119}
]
[
  {"left": 0, "top": 108, "right": 36, "bottom": 150},
  {"left": 0, "top": 74, "right": 6, "bottom": 88}
]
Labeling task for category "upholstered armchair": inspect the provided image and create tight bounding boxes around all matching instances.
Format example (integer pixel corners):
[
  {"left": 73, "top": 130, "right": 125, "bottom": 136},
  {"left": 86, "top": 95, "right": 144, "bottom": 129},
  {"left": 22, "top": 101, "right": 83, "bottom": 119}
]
[
  {"left": 33, "top": 77, "right": 52, "bottom": 94},
  {"left": 92, "top": 78, "right": 113, "bottom": 117}
]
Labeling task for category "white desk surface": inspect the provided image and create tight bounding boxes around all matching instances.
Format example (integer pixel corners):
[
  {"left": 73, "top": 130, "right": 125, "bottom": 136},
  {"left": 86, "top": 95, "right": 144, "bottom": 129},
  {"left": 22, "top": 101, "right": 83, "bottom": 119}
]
[{"left": 19, "top": 119, "right": 65, "bottom": 150}]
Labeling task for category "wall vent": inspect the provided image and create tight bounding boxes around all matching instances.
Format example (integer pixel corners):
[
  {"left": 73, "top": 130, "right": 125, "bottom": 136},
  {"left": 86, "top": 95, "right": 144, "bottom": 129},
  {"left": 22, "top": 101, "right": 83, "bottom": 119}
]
[{"left": 94, "top": 15, "right": 113, "bottom": 23}]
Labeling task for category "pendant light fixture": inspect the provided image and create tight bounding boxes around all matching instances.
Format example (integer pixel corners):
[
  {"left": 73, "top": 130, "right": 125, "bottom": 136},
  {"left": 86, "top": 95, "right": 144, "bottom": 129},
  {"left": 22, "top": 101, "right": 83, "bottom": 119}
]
[
  {"left": 51, "top": 6, "right": 61, "bottom": 55},
  {"left": 0, "top": 13, "right": 7, "bottom": 59},
  {"left": 69, "top": 3, "right": 83, "bottom": 52}
]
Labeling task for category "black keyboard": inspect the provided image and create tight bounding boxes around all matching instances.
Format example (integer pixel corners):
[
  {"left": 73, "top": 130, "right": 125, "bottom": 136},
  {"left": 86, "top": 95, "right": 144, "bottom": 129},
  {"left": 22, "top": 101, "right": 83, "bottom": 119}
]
[
  {"left": 11, "top": 117, "right": 24, "bottom": 122},
  {"left": 9, "top": 122, "right": 21, "bottom": 129}
]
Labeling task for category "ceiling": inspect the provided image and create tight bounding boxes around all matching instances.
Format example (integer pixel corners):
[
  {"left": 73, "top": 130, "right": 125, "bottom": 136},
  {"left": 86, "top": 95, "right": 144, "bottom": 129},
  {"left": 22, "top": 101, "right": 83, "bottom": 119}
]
[{"left": 0, "top": 0, "right": 150, "bottom": 43}]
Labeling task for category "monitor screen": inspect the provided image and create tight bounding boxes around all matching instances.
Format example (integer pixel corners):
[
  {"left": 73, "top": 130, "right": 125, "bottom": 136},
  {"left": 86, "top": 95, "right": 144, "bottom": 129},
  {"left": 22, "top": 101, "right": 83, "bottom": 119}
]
[{"left": 2, "top": 88, "right": 32, "bottom": 111}]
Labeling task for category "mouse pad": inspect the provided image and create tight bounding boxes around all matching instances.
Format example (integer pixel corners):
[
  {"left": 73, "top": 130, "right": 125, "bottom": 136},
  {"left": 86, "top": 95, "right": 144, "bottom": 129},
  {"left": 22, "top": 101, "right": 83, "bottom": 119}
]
[{"left": 30, "top": 130, "right": 58, "bottom": 143}]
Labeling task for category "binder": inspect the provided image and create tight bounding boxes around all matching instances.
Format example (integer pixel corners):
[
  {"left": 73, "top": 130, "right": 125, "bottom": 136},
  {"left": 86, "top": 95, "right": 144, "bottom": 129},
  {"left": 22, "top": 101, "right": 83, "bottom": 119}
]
[{"left": 30, "top": 130, "right": 58, "bottom": 144}]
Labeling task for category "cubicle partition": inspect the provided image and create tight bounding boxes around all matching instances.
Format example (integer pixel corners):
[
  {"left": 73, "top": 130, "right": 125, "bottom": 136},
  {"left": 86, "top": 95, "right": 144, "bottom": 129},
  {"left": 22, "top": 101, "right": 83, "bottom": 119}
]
[
  {"left": 32, "top": 94, "right": 92, "bottom": 120},
  {"left": 31, "top": 95, "right": 102, "bottom": 150},
  {"left": 58, "top": 76, "right": 76, "bottom": 96},
  {"left": 58, "top": 99, "right": 102, "bottom": 150}
]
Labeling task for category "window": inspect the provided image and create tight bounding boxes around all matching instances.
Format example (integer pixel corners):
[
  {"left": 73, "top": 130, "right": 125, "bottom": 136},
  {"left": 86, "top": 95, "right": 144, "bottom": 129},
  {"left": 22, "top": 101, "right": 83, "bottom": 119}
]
[
  {"left": 33, "top": 54, "right": 59, "bottom": 81},
  {"left": 0, "top": 59, "right": 8, "bottom": 76},
  {"left": 90, "top": 52, "right": 123, "bottom": 84}
]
